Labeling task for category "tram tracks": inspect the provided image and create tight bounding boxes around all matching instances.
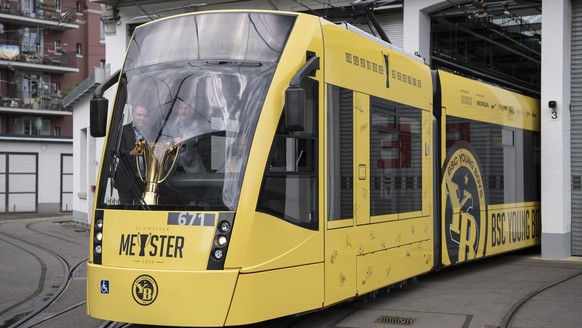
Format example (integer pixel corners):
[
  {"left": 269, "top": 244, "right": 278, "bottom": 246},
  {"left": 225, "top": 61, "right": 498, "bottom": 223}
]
[
  {"left": 99, "top": 321, "right": 133, "bottom": 328},
  {"left": 499, "top": 267, "right": 582, "bottom": 328},
  {"left": 0, "top": 219, "right": 89, "bottom": 328}
]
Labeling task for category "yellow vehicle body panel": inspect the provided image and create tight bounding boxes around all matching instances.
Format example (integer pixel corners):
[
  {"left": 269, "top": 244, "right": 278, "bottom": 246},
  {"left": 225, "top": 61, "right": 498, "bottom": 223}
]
[
  {"left": 354, "top": 92, "right": 371, "bottom": 226},
  {"left": 325, "top": 224, "right": 357, "bottom": 305},
  {"left": 486, "top": 202, "right": 541, "bottom": 256},
  {"left": 226, "top": 263, "right": 324, "bottom": 326},
  {"left": 225, "top": 13, "right": 324, "bottom": 271},
  {"left": 422, "top": 109, "right": 434, "bottom": 217},
  {"left": 99, "top": 210, "right": 217, "bottom": 270},
  {"left": 439, "top": 69, "right": 541, "bottom": 266},
  {"left": 440, "top": 200, "right": 541, "bottom": 266},
  {"left": 239, "top": 212, "right": 322, "bottom": 273},
  {"left": 439, "top": 70, "right": 540, "bottom": 132},
  {"left": 357, "top": 240, "right": 432, "bottom": 295},
  {"left": 322, "top": 22, "right": 432, "bottom": 111},
  {"left": 322, "top": 20, "right": 435, "bottom": 306},
  {"left": 325, "top": 216, "right": 434, "bottom": 305},
  {"left": 86, "top": 263, "right": 239, "bottom": 327}
]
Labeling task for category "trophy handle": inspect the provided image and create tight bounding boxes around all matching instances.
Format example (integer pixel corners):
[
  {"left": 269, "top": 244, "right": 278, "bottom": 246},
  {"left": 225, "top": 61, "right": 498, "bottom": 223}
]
[
  {"left": 135, "top": 139, "right": 147, "bottom": 182},
  {"left": 159, "top": 143, "right": 182, "bottom": 183}
]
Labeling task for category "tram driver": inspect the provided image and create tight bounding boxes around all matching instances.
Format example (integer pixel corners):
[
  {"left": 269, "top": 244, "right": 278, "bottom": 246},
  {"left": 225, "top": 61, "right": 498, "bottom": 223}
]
[{"left": 165, "top": 99, "right": 208, "bottom": 174}]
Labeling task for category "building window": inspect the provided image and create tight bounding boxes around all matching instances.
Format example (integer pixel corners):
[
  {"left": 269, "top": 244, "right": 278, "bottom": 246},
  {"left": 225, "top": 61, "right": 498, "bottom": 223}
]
[
  {"left": 76, "top": 43, "right": 82, "bottom": 56},
  {"left": 17, "top": 74, "right": 51, "bottom": 109},
  {"left": 20, "top": 27, "right": 41, "bottom": 54},
  {"left": 76, "top": 1, "right": 82, "bottom": 13},
  {"left": 54, "top": 40, "right": 62, "bottom": 54},
  {"left": 14, "top": 117, "right": 50, "bottom": 135},
  {"left": 54, "top": 127, "right": 61, "bottom": 136},
  {"left": 100, "top": 21, "right": 105, "bottom": 42}
]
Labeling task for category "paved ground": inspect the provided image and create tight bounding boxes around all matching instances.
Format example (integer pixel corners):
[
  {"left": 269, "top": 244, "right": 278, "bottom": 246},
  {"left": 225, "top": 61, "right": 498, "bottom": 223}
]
[
  {"left": 293, "top": 252, "right": 582, "bottom": 328},
  {"left": 1, "top": 213, "right": 582, "bottom": 328}
]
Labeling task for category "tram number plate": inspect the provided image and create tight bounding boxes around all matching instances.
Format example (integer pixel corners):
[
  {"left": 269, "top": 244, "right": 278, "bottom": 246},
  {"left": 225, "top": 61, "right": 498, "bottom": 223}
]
[{"left": 167, "top": 212, "right": 216, "bottom": 227}]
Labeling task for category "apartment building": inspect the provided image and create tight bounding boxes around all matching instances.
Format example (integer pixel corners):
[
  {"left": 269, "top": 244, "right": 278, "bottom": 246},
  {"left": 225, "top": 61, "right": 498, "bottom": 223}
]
[{"left": 0, "top": 0, "right": 104, "bottom": 214}]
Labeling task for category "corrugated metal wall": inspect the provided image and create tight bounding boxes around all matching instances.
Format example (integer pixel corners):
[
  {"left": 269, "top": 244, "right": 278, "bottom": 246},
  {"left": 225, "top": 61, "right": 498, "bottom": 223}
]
[
  {"left": 571, "top": 0, "right": 582, "bottom": 256},
  {"left": 352, "top": 9, "right": 404, "bottom": 48}
]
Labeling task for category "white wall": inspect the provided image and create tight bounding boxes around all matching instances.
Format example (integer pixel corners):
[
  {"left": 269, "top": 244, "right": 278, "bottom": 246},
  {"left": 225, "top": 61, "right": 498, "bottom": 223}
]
[
  {"left": 402, "top": 0, "right": 448, "bottom": 60},
  {"left": 540, "top": 0, "right": 572, "bottom": 258},
  {"left": 3, "top": 140, "right": 72, "bottom": 213},
  {"left": 73, "top": 95, "right": 101, "bottom": 223}
]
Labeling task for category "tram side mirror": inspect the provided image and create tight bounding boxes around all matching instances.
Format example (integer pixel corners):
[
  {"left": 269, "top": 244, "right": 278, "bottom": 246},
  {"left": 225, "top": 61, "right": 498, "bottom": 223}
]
[
  {"left": 285, "top": 86, "right": 305, "bottom": 132},
  {"left": 90, "top": 96, "right": 109, "bottom": 137}
]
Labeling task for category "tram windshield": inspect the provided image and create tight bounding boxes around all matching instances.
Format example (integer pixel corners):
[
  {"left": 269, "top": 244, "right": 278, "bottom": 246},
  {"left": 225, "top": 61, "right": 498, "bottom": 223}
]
[{"left": 97, "top": 12, "right": 296, "bottom": 210}]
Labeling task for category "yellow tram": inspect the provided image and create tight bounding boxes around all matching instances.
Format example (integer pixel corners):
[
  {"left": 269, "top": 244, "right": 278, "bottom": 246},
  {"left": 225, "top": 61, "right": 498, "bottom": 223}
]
[{"left": 86, "top": 10, "right": 540, "bottom": 326}]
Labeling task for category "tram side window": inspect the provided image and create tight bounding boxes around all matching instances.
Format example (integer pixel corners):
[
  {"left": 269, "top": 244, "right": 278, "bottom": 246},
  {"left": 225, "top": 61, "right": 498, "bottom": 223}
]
[
  {"left": 257, "top": 79, "right": 318, "bottom": 230},
  {"left": 369, "top": 97, "right": 422, "bottom": 216},
  {"left": 445, "top": 116, "right": 540, "bottom": 204},
  {"left": 328, "top": 85, "right": 354, "bottom": 221}
]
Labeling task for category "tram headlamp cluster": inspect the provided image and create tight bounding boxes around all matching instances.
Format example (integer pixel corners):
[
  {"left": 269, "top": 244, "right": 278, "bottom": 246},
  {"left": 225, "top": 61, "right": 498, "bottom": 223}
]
[
  {"left": 212, "top": 234, "right": 228, "bottom": 260},
  {"left": 93, "top": 213, "right": 104, "bottom": 264},
  {"left": 208, "top": 214, "right": 235, "bottom": 269},
  {"left": 212, "top": 222, "right": 230, "bottom": 254},
  {"left": 213, "top": 248, "right": 224, "bottom": 260},
  {"left": 219, "top": 220, "right": 231, "bottom": 233},
  {"left": 214, "top": 235, "right": 228, "bottom": 247}
]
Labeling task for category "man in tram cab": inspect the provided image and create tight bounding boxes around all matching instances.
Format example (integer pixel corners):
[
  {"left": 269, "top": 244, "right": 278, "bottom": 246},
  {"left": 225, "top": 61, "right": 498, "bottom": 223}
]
[
  {"left": 222, "top": 135, "right": 246, "bottom": 173},
  {"left": 115, "top": 103, "right": 150, "bottom": 204},
  {"left": 166, "top": 99, "right": 208, "bottom": 174}
]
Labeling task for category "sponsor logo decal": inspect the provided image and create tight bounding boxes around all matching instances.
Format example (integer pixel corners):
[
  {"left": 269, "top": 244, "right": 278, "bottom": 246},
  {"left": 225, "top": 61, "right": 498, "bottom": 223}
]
[
  {"left": 132, "top": 275, "right": 158, "bottom": 306},
  {"left": 119, "top": 233, "right": 185, "bottom": 259},
  {"left": 490, "top": 207, "right": 541, "bottom": 248},
  {"left": 443, "top": 142, "right": 487, "bottom": 264}
]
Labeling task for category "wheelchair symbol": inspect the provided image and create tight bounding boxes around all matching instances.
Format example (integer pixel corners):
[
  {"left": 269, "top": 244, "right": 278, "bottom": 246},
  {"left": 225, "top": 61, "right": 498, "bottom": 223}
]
[{"left": 101, "top": 280, "right": 110, "bottom": 294}]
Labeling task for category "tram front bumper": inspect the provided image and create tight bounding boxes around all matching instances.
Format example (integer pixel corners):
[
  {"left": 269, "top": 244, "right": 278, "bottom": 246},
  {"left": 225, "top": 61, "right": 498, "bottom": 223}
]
[{"left": 87, "top": 263, "right": 239, "bottom": 327}]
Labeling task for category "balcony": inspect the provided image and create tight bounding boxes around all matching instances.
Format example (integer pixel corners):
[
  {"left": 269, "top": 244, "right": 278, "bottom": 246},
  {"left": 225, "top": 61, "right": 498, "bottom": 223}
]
[
  {"left": 0, "top": 1, "right": 79, "bottom": 31},
  {"left": 0, "top": 44, "right": 79, "bottom": 74},
  {"left": 0, "top": 107, "right": 71, "bottom": 117},
  {"left": 0, "top": 91, "right": 71, "bottom": 117}
]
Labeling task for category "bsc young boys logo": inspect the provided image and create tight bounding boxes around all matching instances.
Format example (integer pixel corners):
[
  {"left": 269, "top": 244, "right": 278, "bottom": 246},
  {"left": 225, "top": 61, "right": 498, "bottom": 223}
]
[
  {"left": 442, "top": 141, "right": 487, "bottom": 265},
  {"left": 132, "top": 274, "right": 158, "bottom": 306}
]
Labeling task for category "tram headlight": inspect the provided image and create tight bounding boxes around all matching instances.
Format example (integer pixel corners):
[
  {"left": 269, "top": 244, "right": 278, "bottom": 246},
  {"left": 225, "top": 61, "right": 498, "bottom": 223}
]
[
  {"left": 93, "top": 210, "right": 104, "bottom": 265},
  {"left": 214, "top": 235, "right": 228, "bottom": 247},
  {"left": 208, "top": 214, "right": 234, "bottom": 269},
  {"left": 218, "top": 220, "right": 231, "bottom": 233},
  {"left": 213, "top": 248, "right": 224, "bottom": 260}
]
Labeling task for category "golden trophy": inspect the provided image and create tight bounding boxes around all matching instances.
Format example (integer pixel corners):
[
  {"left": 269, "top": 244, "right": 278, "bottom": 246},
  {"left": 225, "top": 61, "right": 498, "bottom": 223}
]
[{"left": 135, "top": 138, "right": 181, "bottom": 205}]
